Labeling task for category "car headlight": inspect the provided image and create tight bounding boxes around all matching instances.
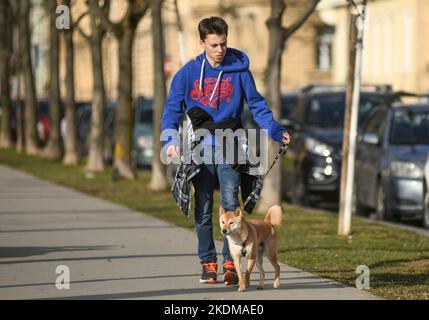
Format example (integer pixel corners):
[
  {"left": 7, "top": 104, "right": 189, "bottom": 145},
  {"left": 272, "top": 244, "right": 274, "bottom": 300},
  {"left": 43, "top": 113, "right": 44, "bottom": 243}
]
[
  {"left": 137, "top": 136, "right": 152, "bottom": 149},
  {"left": 305, "top": 137, "right": 333, "bottom": 157},
  {"left": 390, "top": 161, "right": 424, "bottom": 179}
]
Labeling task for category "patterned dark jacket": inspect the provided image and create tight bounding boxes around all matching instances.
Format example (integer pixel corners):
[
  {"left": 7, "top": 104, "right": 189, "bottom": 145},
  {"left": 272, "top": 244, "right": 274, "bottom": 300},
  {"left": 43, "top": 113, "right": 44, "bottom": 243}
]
[{"left": 171, "top": 107, "right": 262, "bottom": 218}]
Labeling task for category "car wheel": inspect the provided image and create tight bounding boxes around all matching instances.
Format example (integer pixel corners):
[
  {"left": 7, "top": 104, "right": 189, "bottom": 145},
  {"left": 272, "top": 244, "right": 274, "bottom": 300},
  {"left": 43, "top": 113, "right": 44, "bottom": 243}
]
[{"left": 422, "top": 191, "right": 429, "bottom": 229}]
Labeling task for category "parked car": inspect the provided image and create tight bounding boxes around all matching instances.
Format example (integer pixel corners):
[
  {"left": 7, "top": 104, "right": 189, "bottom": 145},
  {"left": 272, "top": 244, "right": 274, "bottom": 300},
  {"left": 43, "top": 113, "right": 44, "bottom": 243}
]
[
  {"left": 242, "top": 92, "right": 298, "bottom": 129},
  {"left": 133, "top": 96, "right": 153, "bottom": 167},
  {"left": 36, "top": 100, "right": 52, "bottom": 147},
  {"left": 4, "top": 100, "right": 61, "bottom": 147},
  {"left": 75, "top": 101, "right": 116, "bottom": 162},
  {"left": 354, "top": 102, "right": 429, "bottom": 228},
  {"left": 282, "top": 84, "right": 394, "bottom": 206}
]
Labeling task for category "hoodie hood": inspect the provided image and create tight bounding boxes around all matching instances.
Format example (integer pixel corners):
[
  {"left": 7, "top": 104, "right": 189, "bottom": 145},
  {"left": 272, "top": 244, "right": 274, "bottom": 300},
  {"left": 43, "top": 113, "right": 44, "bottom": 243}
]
[
  {"left": 197, "top": 47, "right": 250, "bottom": 72},
  {"left": 195, "top": 48, "right": 250, "bottom": 104}
]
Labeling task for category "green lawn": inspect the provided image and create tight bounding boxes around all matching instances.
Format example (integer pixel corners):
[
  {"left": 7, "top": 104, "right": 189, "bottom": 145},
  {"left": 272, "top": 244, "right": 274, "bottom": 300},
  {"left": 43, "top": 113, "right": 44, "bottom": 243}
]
[{"left": 1, "top": 148, "right": 428, "bottom": 300}]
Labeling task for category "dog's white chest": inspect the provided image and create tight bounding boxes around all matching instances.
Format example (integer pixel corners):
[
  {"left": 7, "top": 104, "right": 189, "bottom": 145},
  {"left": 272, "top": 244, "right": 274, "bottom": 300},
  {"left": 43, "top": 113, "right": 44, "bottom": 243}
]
[{"left": 227, "top": 237, "right": 252, "bottom": 258}]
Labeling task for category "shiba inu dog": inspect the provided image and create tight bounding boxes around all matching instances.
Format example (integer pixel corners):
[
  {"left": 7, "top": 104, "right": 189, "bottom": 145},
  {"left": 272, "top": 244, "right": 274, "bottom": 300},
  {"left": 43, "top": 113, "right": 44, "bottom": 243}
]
[{"left": 219, "top": 205, "right": 282, "bottom": 292}]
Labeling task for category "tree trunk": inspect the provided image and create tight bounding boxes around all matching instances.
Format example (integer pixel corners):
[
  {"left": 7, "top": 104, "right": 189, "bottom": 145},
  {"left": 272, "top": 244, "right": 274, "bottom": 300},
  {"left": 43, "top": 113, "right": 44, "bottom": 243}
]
[
  {"left": 85, "top": 0, "right": 107, "bottom": 172},
  {"left": 87, "top": 0, "right": 147, "bottom": 178},
  {"left": 149, "top": 0, "right": 168, "bottom": 190},
  {"left": 0, "top": 0, "right": 13, "bottom": 149},
  {"left": 62, "top": 0, "right": 78, "bottom": 165},
  {"left": 86, "top": 36, "right": 105, "bottom": 172},
  {"left": 19, "top": 0, "right": 38, "bottom": 155},
  {"left": 41, "top": 0, "right": 62, "bottom": 160},
  {"left": 113, "top": 27, "right": 136, "bottom": 180},
  {"left": 257, "top": 0, "right": 285, "bottom": 213},
  {"left": 258, "top": 0, "right": 321, "bottom": 213}
]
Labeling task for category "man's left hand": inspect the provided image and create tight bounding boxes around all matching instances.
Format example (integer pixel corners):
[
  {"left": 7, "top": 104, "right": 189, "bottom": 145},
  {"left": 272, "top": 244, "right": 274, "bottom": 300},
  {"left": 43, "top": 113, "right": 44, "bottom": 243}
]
[{"left": 282, "top": 131, "right": 292, "bottom": 145}]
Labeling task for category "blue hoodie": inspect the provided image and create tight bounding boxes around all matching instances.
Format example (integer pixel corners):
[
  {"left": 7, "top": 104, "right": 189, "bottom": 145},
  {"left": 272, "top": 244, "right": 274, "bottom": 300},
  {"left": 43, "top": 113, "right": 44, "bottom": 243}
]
[{"left": 161, "top": 48, "right": 285, "bottom": 146}]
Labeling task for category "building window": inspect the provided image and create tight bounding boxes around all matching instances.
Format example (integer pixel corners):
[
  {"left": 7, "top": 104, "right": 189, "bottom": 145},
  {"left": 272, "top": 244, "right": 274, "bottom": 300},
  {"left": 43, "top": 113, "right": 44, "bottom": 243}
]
[{"left": 316, "top": 26, "right": 335, "bottom": 71}]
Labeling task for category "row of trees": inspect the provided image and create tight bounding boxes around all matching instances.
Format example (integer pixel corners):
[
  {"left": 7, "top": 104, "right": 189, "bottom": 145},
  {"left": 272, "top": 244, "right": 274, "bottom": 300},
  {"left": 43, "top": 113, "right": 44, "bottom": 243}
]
[{"left": 0, "top": 0, "right": 321, "bottom": 210}]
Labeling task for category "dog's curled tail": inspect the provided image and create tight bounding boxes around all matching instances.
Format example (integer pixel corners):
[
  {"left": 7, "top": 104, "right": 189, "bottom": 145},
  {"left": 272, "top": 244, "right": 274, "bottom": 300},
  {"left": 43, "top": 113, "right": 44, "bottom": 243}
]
[{"left": 264, "top": 205, "right": 283, "bottom": 230}]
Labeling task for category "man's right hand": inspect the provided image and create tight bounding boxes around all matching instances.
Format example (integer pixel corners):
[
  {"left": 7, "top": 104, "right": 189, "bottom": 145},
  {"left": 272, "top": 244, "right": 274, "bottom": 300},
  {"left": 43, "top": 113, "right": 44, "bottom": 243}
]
[{"left": 166, "top": 145, "right": 180, "bottom": 158}]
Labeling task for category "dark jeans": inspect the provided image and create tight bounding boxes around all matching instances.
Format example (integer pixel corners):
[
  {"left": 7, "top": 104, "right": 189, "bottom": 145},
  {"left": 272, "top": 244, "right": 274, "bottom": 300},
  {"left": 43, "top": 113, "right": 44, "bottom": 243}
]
[{"left": 191, "top": 147, "right": 240, "bottom": 265}]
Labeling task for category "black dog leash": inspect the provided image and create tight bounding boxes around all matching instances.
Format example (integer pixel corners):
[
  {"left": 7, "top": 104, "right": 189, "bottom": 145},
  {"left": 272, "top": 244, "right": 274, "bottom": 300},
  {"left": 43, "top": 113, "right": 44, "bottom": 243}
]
[{"left": 242, "top": 143, "right": 289, "bottom": 211}]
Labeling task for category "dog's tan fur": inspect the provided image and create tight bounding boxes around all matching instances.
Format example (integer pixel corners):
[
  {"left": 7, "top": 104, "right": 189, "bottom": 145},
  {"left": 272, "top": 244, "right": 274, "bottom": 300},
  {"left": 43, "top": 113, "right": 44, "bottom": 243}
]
[{"left": 219, "top": 205, "right": 283, "bottom": 292}]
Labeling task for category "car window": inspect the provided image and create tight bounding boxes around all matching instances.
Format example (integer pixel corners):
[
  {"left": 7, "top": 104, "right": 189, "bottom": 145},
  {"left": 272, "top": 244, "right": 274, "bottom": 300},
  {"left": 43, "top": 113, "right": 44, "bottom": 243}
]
[
  {"left": 390, "top": 109, "right": 429, "bottom": 144},
  {"left": 304, "top": 94, "right": 383, "bottom": 128},
  {"left": 138, "top": 109, "right": 153, "bottom": 124},
  {"left": 362, "top": 109, "right": 386, "bottom": 141},
  {"left": 281, "top": 95, "right": 298, "bottom": 119},
  {"left": 290, "top": 98, "right": 306, "bottom": 124}
]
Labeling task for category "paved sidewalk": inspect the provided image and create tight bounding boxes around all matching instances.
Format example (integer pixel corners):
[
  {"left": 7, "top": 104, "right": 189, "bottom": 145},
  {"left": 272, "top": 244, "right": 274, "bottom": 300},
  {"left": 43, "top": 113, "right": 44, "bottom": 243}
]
[{"left": 0, "top": 164, "right": 378, "bottom": 300}]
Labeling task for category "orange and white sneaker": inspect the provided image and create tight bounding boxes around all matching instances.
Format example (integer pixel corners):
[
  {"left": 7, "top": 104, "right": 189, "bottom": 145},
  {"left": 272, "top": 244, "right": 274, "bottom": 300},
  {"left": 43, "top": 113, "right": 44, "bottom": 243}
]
[
  {"left": 223, "top": 260, "right": 239, "bottom": 285},
  {"left": 200, "top": 262, "right": 218, "bottom": 284}
]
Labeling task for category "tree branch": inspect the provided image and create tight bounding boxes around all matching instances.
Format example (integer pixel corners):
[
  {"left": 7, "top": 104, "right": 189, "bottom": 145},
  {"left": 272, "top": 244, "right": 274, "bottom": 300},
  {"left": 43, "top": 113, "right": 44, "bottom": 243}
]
[
  {"left": 126, "top": 0, "right": 148, "bottom": 29},
  {"left": 88, "top": 0, "right": 120, "bottom": 36},
  {"left": 132, "top": 0, "right": 149, "bottom": 19},
  {"left": 76, "top": 24, "right": 91, "bottom": 42},
  {"left": 73, "top": 11, "right": 88, "bottom": 29},
  {"left": 283, "top": 0, "right": 321, "bottom": 42}
]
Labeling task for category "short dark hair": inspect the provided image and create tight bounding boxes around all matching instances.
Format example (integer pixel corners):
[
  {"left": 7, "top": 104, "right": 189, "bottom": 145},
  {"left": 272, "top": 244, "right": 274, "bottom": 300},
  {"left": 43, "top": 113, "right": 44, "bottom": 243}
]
[{"left": 198, "top": 16, "right": 228, "bottom": 41}]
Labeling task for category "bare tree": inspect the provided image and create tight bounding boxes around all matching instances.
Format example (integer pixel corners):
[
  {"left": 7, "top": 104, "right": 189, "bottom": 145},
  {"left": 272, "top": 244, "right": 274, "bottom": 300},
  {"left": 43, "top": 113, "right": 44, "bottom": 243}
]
[
  {"left": 74, "top": 0, "right": 109, "bottom": 171},
  {"left": 12, "top": 0, "right": 39, "bottom": 155},
  {"left": 257, "top": 0, "right": 321, "bottom": 213},
  {"left": 148, "top": 0, "right": 168, "bottom": 190},
  {"left": 61, "top": 0, "right": 78, "bottom": 165},
  {"left": 41, "top": 0, "right": 62, "bottom": 160},
  {"left": 0, "top": 0, "right": 13, "bottom": 149},
  {"left": 93, "top": 0, "right": 149, "bottom": 180}
]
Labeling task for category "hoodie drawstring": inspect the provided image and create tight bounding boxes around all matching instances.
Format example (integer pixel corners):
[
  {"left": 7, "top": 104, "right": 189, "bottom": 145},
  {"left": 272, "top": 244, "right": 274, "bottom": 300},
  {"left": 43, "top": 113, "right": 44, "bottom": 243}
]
[
  {"left": 199, "top": 58, "right": 223, "bottom": 104},
  {"left": 209, "top": 70, "right": 223, "bottom": 103},
  {"left": 199, "top": 59, "right": 205, "bottom": 92}
]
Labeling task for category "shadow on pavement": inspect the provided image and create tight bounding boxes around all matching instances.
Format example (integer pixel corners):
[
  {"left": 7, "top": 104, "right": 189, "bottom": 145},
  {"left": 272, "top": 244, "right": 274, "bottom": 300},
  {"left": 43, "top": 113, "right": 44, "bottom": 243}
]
[
  {"left": 0, "top": 251, "right": 198, "bottom": 264},
  {"left": 0, "top": 225, "right": 176, "bottom": 233},
  {"left": 0, "top": 246, "right": 113, "bottom": 259},
  {"left": 40, "top": 280, "right": 344, "bottom": 300}
]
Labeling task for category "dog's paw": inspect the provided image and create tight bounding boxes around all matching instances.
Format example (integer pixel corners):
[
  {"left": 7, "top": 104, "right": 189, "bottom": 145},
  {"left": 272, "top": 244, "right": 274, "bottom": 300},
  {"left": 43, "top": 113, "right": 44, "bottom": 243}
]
[
  {"left": 238, "top": 286, "right": 246, "bottom": 292},
  {"left": 257, "top": 285, "right": 264, "bottom": 290},
  {"left": 273, "top": 281, "right": 280, "bottom": 289}
]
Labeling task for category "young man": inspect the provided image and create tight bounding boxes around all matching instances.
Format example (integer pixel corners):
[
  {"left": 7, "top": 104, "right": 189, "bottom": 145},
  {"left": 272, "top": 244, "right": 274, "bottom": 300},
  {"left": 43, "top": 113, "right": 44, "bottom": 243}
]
[{"left": 162, "top": 16, "right": 291, "bottom": 285}]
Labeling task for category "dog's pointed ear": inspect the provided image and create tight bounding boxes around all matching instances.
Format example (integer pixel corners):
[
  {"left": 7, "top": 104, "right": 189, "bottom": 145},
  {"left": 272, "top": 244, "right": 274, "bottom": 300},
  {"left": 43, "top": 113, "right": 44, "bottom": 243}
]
[
  {"left": 234, "top": 207, "right": 242, "bottom": 217},
  {"left": 219, "top": 207, "right": 225, "bottom": 215}
]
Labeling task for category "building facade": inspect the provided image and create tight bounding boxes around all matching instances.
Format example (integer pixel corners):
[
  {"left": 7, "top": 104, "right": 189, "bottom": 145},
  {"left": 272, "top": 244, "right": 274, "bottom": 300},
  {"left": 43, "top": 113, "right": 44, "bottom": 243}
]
[
  {"left": 29, "top": 0, "right": 429, "bottom": 104},
  {"left": 318, "top": 0, "right": 429, "bottom": 94}
]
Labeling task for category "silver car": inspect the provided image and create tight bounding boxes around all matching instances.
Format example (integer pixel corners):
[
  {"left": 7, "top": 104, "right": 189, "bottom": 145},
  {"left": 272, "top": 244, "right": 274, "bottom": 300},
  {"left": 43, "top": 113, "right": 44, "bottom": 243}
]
[{"left": 354, "top": 103, "right": 429, "bottom": 228}]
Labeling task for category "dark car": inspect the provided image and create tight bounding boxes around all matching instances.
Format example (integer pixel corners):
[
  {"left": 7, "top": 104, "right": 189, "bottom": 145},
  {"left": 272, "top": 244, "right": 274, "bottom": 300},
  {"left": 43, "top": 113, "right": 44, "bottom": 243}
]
[
  {"left": 133, "top": 96, "right": 153, "bottom": 167},
  {"left": 4, "top": 100, "right": 62, "bottom": 147},
  {"left": 74, "top": 101, "right": 116, "bottom": 162},
  {"left": 354, "top": 103, "right": 429, "bottom": 228},
  {"left": 242, "top": 92, "right": 298, "bottom": 130},
  {"left": 282, "top": 84, "right": 393, "bottom": 206}
]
